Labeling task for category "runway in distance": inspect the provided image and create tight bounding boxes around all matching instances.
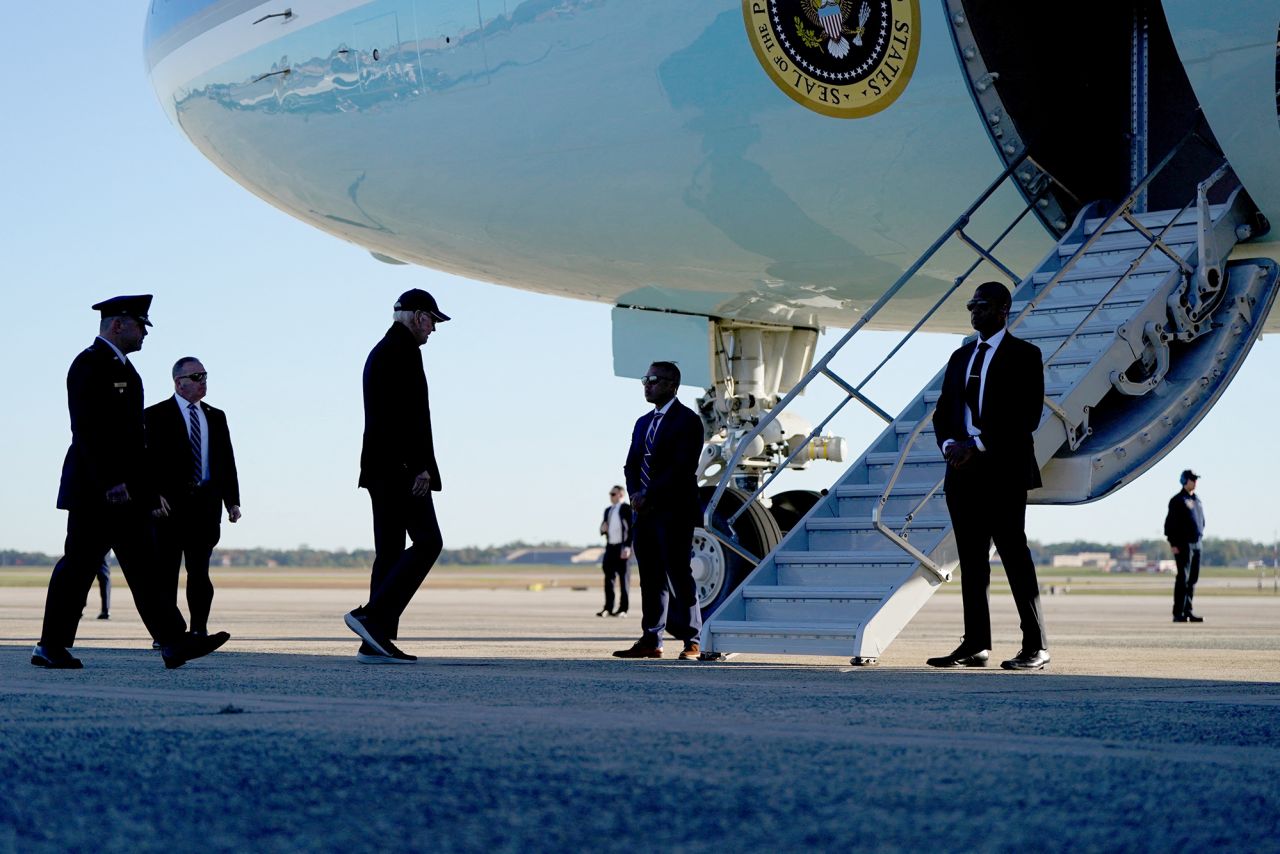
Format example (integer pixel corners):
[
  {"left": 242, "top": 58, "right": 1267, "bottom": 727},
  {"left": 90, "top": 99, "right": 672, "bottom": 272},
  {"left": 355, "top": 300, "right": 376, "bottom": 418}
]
[{"left": 145, "top": 0, "right": 1280, "bottom": 651}]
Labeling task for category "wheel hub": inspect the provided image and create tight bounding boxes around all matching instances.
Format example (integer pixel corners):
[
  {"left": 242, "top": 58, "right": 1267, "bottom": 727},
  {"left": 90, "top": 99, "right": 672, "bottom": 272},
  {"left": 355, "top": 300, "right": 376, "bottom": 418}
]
[{"left": 689, "top": 527, "right": 726, "bottom": 608}]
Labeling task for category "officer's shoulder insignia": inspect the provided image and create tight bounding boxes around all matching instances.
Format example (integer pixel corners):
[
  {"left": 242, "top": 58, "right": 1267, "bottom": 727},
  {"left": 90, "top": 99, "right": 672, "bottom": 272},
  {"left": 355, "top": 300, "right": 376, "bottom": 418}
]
[{"left": 743, "top": 0, "right": 920, "bottom": 118}]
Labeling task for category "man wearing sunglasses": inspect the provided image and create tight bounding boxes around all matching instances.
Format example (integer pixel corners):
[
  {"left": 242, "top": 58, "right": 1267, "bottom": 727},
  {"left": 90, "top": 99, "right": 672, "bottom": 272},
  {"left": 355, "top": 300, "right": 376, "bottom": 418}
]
[
  {"left": 145, "top": 357, "right": 242, "bottom": 641},
  {"left": 614, "top": 362, "right": 705, "bottom": 660},
  {"left": 345, "top": 289, "right": 450, "bottom": 664},
  {"left": 32, "top": 295, "right": 229, "bottom": 670},
  {"left": 929, "top": 281, "right": 1050, "bottom": 671}
]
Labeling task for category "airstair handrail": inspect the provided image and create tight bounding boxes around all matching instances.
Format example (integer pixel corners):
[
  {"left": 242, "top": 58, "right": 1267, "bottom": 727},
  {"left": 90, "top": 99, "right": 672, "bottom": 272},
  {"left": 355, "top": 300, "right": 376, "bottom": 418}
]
[
  {"left": 877, "top": 133, "right": 1231, "bottom": 573},
  {"left": 703, "top": 151, "right": 1071, "bottom": 533}
]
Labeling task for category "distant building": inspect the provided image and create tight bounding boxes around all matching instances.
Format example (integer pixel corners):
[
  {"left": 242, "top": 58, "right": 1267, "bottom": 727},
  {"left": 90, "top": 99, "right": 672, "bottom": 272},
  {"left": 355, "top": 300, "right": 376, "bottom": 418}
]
[
  {"left": 503, "top": 548, "right": 598, "bottom": 565},
  {"left": 1051, "top": 552, "right": 1114, "bottom": 570},
  {"left": 1112, "top": 553, "right": 1153, "bottom": 573}
]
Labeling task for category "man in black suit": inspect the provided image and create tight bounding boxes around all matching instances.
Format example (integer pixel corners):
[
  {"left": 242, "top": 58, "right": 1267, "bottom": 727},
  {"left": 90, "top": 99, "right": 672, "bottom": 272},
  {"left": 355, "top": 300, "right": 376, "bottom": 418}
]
[
  {"left": 1164, "top": 469, "right": 1206, "bottom": 623},
  {"left": 33, "top": 295, "right": 229, "bottom": 669},
  {"left": 598, "top": 485, "right": 633, "bottom": 617},
  {"left": 928, "top": 281, "right": 1050, "bottom": 671},
  {"left": 614, "top": 361, "right": 705, "bottom": 660},
  {"left": 344, "top": 289, "right": 449, "bottom": 664},
  {"left": 145, "top": 357, "right": 242, "bottom": 638}
]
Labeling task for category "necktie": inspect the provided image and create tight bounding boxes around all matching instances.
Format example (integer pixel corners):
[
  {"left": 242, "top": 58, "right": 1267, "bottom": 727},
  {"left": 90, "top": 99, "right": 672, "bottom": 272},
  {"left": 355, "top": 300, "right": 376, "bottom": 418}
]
[
  {"left": 640, "top": 411, "right": 662, "bottom": 489},
  {"left": 965, "top": 341, "right": 990, "bottom": 429},
  {"left": 188, "top": 403, "right": 203, "bottom": 483}
]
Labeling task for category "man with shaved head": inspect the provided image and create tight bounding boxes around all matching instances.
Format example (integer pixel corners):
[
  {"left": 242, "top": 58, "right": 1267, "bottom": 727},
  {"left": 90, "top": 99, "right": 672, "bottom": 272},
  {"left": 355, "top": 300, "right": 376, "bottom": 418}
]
[{"left": 929, "top": 281, "right": 1050, "bottom": 672}]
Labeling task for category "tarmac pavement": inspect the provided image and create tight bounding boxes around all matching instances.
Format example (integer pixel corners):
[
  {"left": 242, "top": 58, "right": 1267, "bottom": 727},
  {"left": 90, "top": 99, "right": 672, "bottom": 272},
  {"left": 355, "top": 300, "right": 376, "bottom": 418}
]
[{"left": 1, "top": 584, "right": 1277, "bottom": 852}]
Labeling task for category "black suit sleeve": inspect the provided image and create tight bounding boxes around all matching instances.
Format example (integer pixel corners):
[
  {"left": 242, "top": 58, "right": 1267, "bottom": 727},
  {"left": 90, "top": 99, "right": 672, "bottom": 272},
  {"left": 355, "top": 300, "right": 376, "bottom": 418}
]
[
  {"left": 932, "top": 349, "right": 967, "bottom": 450},
  {"left": 623, "top": 418, "right": 645, "bottom": 497},
  {"left": 209, "top": 407, "right": 240, "bottom": 509}
]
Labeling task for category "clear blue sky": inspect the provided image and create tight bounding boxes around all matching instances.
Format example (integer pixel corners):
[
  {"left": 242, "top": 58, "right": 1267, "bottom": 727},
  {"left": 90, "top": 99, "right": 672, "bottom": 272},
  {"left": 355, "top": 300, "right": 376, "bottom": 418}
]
[{"left": 3, "top": 4, "right": 1277, "bottom": 555}]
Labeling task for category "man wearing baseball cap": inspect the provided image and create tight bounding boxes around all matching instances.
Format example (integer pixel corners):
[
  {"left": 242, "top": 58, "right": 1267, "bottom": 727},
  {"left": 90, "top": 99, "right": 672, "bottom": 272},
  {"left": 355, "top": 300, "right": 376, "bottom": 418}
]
[
  {"left": 33, "top": 296, "right": 230, "bottom": 669},
  {"left": 345, "top": 289, "right": 450, "bottom": 663},
  {"left": 1164, "top": 469, "right": 1206, "bottom": 623}
]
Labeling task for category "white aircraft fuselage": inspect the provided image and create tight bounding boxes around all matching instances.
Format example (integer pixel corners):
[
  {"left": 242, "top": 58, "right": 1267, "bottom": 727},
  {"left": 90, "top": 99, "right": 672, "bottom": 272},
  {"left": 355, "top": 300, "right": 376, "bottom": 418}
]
[{"left": 145, "top": 0, "right": 1280, "bottom": 335}]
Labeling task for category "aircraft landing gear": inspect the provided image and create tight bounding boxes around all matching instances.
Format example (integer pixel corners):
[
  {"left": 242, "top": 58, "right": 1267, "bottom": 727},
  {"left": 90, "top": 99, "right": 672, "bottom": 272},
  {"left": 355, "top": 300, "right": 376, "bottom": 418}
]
[{"left": 695, "top": 486, "right": 782, "bottom": 617}]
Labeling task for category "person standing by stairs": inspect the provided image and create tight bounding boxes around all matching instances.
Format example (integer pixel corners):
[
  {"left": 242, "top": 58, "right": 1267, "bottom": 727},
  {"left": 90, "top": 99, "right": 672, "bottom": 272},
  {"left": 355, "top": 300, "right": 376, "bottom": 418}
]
[
  {"left": 613, "top": 362, "right": 705, "bottom": 661},
  {"left": 927, "top": 281, "right": 1051, "bottom": 671},
  {"left": 1164, "top": 469, "right": 1206, "bottom": 623}
]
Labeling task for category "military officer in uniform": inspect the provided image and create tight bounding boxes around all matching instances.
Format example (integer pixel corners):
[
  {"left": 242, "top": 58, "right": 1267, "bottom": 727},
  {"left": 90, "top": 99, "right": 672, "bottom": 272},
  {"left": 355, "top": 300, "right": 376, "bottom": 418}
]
[{"left": 32, "top": 295, "right": 230, "bottom": 669}]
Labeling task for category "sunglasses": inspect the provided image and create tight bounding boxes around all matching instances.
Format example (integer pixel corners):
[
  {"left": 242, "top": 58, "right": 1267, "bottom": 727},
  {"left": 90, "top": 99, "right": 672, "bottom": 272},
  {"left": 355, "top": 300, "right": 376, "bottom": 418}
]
[
  {"left": 178, "top": 372, "right": 208, "bottom": 382},
  {"left": 640, "top": 375, "right": 673, "bottom": 385}
]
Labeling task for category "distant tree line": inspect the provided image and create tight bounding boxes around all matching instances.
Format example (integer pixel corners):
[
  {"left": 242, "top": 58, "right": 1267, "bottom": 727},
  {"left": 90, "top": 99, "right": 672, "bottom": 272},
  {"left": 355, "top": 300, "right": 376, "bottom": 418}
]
[
  {"left": 1, "top": 542, "right": 592, "bottom": 568},
  {"left": 6, "top": 538, "right": 1278, "bottom": 569}
]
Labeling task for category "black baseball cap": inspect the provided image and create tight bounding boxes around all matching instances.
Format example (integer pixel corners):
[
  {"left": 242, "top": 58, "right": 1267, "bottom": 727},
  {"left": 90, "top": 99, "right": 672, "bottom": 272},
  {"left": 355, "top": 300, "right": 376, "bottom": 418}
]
[
  {"left": 92, "top": 295, "right": 153, "bottom": 327},
  {"left": 1180, "top": 469, "right": 1200, "bottom": 483},
  {"left": 394, "top": 289, "right": 450, "bottom": 322}
]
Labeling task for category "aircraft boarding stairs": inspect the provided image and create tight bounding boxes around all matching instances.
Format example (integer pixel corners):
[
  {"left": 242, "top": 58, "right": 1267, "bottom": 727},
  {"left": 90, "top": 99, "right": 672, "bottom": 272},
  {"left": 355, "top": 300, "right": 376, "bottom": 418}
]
[{"left": 701, "top": 153, "right": 1279, "bottom": 664}]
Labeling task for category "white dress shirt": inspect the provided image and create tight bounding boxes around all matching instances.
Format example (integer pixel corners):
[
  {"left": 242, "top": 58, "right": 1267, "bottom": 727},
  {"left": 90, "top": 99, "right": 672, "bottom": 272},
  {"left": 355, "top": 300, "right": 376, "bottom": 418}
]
[
  {"left": 943, "top": 327, "right": 1006, "bottom": 454},
  {"left": 606, "top": 503, "right": 624, "bottom": 544}
]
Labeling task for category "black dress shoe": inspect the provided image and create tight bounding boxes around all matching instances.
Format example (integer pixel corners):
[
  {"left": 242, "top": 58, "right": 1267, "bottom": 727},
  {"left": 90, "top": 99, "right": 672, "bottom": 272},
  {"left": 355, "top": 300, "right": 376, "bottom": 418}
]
[
  {"left": 96, "top": 612, "right": 110, "bottom": 620},
  {"left": 31, "top": 644, "right": 83, "bottom": 669},
  {"left": 162, "top": 631, "right": 230, "bottom": 669},
  {"left": 1172, "top": 615, "right": 1188, "bottom": 622},
  {"left": 1185, "top": 613, "right": 1204, "bottom": 623},
  {"left": 595, "top": 608, "right": 609, "bottom": 617},
  {"left": 1000, "top": 648, "right": 1050, "bottom": 670},
  {"left": 926, "top": 645, "right": 990, "bottom": 668},
  {"left": 611, "top": 610, "right": 628, "bottom": 618}
]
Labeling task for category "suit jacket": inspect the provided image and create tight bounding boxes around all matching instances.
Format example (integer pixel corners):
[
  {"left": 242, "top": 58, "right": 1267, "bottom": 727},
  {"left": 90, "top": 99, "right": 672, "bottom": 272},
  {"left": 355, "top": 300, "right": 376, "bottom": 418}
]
[
  {"left": 144, "top": 397, "right": 241, "bottom": 512},
  {"left": 57, "top": 339, "right": 152, "bottom": 510},
  {"left": 624, "top": 399, "right": 703, "bottom": 523},
  {"left": 600, "top": 503, "right": 633, "bottom": 547},
  {"left": 359, "top": 322, "right": 441, "bottom": 491},
  {"left": 1164, "top": 490, "right": 1205, "bottom": 544},
  {"left": 933, "top": 331, "right": 1044, "bottom": 491}
]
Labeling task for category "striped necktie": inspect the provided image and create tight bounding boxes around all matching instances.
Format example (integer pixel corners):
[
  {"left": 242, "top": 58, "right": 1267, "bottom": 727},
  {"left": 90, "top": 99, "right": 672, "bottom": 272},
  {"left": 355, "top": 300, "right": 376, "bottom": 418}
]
[
  {"left": 188, "top": 402, "right": 203, "bottom": 484},
  {"left": 965, "top": 341, "right": 990, "bottom": 428},
  {"left": 640, "top": 410, "right": 663, "bottom": 489}
]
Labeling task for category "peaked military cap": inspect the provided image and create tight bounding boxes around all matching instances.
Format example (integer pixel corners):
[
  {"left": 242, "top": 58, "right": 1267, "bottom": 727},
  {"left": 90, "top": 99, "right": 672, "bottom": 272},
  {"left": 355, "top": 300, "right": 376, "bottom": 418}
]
[
  {"left": 92, "top": 294, "right": 154, "bottom": 327},
  {"left": 394, "top": 288, "right": 450, "bottom": 322}
]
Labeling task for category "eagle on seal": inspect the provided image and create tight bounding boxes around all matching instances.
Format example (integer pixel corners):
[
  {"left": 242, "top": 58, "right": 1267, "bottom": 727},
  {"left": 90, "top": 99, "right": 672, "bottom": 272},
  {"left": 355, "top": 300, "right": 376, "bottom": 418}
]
[{"left": 802, "top": 0, "right": 871, "bottom": 59}]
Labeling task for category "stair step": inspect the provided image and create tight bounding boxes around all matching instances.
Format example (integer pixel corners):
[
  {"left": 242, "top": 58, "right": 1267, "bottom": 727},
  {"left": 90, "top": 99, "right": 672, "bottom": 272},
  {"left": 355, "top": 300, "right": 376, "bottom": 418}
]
[
  {"left": 740, "top": 585, "right": 892, "bottom": 601},
  {"left": 1083, "top": 204, "right": 1223, "bottom": 235},
  {"left": 1060, "top": 226, "right": 1197, "bottom": 257},
  {"left": 835, "top": 484, "right": 935, "bottom": 498},
  {"left": 1018, "top": 320, "right": 1121, "bottom": 342},
  {"left": 864, "top": 450, "right": 943, "bottom": 465},
  {"left": 805, "top": 516, "right": 949, "bottom": 531},
  {"left": 707, "top": 620, "right": 860, "bottom": 639},
  {"left": 774, "top": 550, "right": 916, "bottom": 566},
  {"left": 1013, "top": 296, "right": 1146, "bottom": 316},
  {"left": 1031, "top": 260, "right": 1179, "bottom": 288}
]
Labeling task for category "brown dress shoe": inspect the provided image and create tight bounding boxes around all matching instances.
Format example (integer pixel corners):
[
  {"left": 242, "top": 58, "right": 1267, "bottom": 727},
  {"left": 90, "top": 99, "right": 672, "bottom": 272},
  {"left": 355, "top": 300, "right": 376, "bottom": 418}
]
[
  {"left": 613, "top": 641, "right": 662, "bottom": 659},
  {"left": 678, "top": 642, "right": 701, "bottom": 660}
]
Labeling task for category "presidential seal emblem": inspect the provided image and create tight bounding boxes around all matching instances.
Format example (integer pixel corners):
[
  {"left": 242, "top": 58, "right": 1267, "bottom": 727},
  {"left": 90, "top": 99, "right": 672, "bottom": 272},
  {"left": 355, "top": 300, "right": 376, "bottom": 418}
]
[{"left": 743, "top": 0, "right": 921, "bottom": 118}]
